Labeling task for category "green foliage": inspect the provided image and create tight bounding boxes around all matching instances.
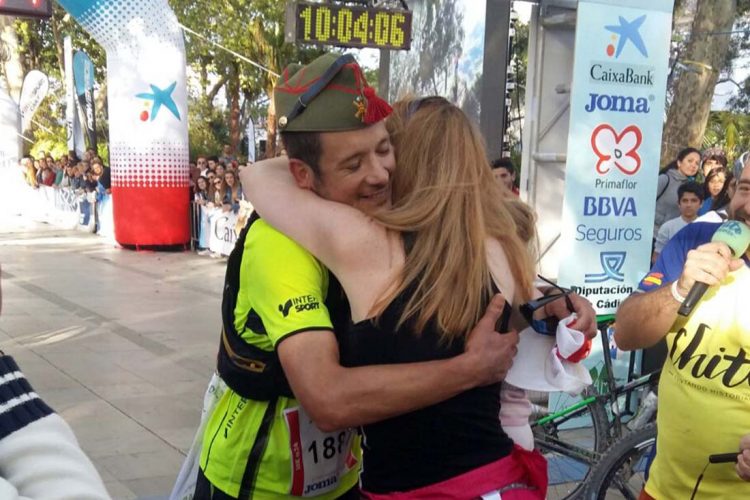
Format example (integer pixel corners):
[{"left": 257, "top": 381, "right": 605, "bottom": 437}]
[
  {"left": 702, "top": 111, "right": 750, "bottom": 162},
  {"left": 13, "top": 3, "right": 105, "bottom": 79},
  {"left": 187, "top": 98, "right": 230, "bottom": 159},
  {"left": 170, "top": 0, "right": 327, "bottom": 155},
  {"left": 10, "top": 3, "right": 107, "bottom": 159}
]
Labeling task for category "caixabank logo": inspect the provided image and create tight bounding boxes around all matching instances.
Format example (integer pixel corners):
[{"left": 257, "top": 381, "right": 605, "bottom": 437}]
[
  {"left": 604, "top": 15, "right": 648, "bottom": 59},
  {"left": 590, "top": 14, "right": 654, "bottom": 88}
]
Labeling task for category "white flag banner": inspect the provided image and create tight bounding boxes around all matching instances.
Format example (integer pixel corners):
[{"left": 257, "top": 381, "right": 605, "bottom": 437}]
[
  {"left": 246, "top": 117, "right": 255, "bottom": 163},
  {"left": 19, "top": 70, "right": 49, "bottom": 131}
]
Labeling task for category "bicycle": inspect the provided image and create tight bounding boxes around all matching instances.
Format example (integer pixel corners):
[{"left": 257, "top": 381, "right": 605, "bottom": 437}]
[
  {"left": 583, "top": 423, "right": 657, "bottom": 500},
  {"left": 531, "top": 315, "right": 660, "bottom": 499}
]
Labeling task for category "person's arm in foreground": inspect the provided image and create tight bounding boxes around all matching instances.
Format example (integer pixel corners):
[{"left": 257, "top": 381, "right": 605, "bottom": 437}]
[
  {"left": 279, "top": 294, "right": 519, "bottom": 431},
  {"left": 615, "top": 241, "right": 743, "bottom": 350},
  {"left": 0, "top": 354, "right": 109, "bottom": 499}
]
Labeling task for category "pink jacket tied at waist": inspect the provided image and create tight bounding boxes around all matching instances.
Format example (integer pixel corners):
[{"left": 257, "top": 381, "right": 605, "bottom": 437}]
[{"left": 361, "top": 445, "right": 547, "bottom": 500}]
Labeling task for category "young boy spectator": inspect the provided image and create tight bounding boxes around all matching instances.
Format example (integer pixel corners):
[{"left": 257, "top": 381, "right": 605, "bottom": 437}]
[
  {"left": 653, "top": 181, "right": 703, "bottom": 261},
  {"left": 491, "top": 157, "right": 519, "bottom": 196},
  {"left": 218, "top": 144, "right": 236, "bottom": 165}
]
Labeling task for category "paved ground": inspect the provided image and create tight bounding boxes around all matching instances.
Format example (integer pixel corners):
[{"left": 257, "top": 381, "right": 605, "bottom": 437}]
[{"left": 0, "top": 216, "right": 227, "bottom": 499}]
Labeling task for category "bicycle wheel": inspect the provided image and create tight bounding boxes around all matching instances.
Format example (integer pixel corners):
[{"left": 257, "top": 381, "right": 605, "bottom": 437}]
[
  {"left": 583, "top": 422, "right": 657, "bottom": 500},
  {"left": 532, "top": 387, "right": 610, "bottom": 500}
]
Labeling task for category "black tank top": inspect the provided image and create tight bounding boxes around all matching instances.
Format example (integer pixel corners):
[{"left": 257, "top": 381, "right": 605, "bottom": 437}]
[{"left": 339, "top": 284, "right": 514, "bottom": 493}]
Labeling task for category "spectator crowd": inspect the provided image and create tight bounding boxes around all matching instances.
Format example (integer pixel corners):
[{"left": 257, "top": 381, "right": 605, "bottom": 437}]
[
  {"left": 21, "top": 147, "right": 111, "bottom": 197},
  {"left": 652, "top": 146, "right": 741, "bottom": 262}
]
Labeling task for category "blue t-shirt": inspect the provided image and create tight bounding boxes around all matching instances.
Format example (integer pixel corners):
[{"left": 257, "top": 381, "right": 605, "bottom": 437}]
[
  {"left": 697, "top": 198, "right": 710, "bottom": 216},
  {"left": 638, "top": 222, "right": 750, "bottom": 291}
]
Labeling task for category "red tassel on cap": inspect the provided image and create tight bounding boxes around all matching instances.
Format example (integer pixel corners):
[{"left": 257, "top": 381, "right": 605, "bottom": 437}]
[{"left": 363, "top": 87, "right": 393, "bottom": 124}]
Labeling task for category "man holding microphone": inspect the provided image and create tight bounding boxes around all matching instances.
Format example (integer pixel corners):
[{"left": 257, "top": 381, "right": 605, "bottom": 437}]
[{"left": 616, "top": 159, "right": 750, "bottom": 498}]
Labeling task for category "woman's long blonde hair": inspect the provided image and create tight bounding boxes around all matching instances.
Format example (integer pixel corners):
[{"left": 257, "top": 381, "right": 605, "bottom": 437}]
[{"left": 373, "top": 96, "right": 536, "bottom": 343}]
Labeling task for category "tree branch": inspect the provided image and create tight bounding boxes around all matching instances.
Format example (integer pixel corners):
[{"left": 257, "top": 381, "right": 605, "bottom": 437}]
[
  {"left": 206, "top": 74, "right": 229, "bottom": 103},
  {"left": 716, "top": 77, "right": 744, "bottom": 90}
]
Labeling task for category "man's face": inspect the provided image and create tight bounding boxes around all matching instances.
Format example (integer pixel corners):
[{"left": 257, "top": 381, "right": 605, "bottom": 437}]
[
  {"left": 208, "top": 160, "right": 216, "bottom": 171},
  {"left": 313, "top": 121, "right": 395, "bottom": 214},
  {"left": 678, "top": 192, "right": 701, "bottom": 220},
  {"left": 197, "top": 158, "right": 207, "bottom": 170},
  {"left": 493, "top": 167, "right": 515, "bottom": 191},
  {"left": 729, "top": 166, "right": 750, "bottom": 232}
]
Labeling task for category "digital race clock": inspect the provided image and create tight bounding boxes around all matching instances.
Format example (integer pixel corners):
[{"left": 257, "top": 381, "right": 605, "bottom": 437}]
[
  {"left": 290, "top": 2, "right": 412, "bottom": 50},
  {"left": 0, "top": 0, "right": 52, "bottom": 19}
]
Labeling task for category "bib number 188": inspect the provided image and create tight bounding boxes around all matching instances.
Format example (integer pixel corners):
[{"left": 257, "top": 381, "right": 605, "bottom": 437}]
[
  {"left": 285, "top": 407, "right": 358, "bottom": 497},
  {"left": 307, "top": 432, "right": 349, "bottom": 463}
]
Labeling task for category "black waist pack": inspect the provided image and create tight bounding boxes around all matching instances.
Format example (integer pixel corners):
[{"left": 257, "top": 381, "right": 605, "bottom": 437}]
[{"left": 216, "top": 211, "right": 294, "bottom": 400}]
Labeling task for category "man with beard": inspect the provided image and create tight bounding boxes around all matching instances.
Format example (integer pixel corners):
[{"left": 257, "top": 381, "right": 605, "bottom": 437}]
[{"left": 615, "top": 160, "right": 750, "bottom": 498}]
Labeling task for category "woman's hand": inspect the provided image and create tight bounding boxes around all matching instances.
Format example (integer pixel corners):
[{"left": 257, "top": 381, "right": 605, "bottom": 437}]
[{"left": 543, "top": 293, "right": 597, "bottom": 340}]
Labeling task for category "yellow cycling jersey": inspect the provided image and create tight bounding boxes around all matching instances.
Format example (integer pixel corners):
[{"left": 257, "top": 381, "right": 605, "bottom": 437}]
[{"left": 200, "top": 218, "right": 360, "bottom": 499}]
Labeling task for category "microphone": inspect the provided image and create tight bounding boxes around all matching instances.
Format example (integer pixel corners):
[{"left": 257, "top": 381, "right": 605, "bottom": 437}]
[
  {"left": 678, "top": 221, "right": 750, "bottom": 316},
  {"left": 709, "top": 452, "right": 739, "bottom": 464}
]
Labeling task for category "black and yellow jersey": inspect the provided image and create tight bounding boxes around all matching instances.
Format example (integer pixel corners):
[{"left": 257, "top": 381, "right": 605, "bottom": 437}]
[{"left": 200, "top": 218, "right": 360, "bottom": 499}]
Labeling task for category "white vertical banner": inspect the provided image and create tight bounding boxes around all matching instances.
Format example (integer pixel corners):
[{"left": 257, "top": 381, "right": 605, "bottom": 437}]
[
  {"left": 246, "top": 117, "right": 256, "bottom": 163},
  {"left": 64, "top": 36, "right": 76, "bottom": 154},
  {"left": 19, "top": 70, "right": 49, "bottom": 131},
  {"left": 557, "top": 0, "right": 674, "bottom": 314}
]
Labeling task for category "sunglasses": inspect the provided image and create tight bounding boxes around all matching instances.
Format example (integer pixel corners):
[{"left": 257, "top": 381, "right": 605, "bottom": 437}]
[
  {"left": 405, "top": 96, "right": 449, "bottom": 120},
  {"left": 519, "top": 275, "right": 574, "bottom": 336}
]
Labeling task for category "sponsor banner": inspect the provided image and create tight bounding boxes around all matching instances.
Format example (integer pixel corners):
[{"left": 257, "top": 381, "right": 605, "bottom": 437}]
[
  {"left": 246, "top": 117, "right": 255, "bottom": 163},
  {"left": 64, "top": 37, "right": 85, "bottom": 158},
  {"left": 198, "top": 205, "right": 211, "bottom": 250},
  {"left": 558, "top": 0, "right": 674, "bottom": 314},
  {"left": 19, "top": 70, "right": 49, "bottom": 131},
  {"left": 0, "top": 88, "right": 21, "bottom": 170},
  {"left": 98, "top": 193, "right": 114, "bottom": 240},
  {"left": 73, "top": 51, "right": 97, "bottom": 150},
  {"left": 208, "top": 209, "right": 238, "bottom": 256},
  {"left": 13, "top": 184, "right": 115, "bottom": 233}
]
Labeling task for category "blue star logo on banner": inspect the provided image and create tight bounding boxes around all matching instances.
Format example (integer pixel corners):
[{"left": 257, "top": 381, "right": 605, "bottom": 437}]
[
  {"left": 136, "top": 82, "right": 181, "bottom": 121},
  {"left": 605, "top": 15, "right": 648, "bottom": 58},
  {"left": 585, "top": 251, "right": 627, "bottom": 283}
]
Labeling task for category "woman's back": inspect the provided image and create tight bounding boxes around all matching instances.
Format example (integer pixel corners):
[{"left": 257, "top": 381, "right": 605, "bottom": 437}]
[{"left": 340, "top": 283, "right": 513, "bottom": 492}]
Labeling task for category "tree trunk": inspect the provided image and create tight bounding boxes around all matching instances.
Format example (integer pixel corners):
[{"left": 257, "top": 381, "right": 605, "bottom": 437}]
[
  {"left": 266, "top": 83, "right": 277, "bottom": 158},
  {"left": 49, "top": 15, "right": 66, "bottom": 79},
  {"left": 228, "top": 64, "right": 240, "bottom": 155},
  {"left": 660, "top": 0, "right": 736, "bottom": 166},
  {"left": 0, "top": 17, "right": 25, "bottom": 100}
]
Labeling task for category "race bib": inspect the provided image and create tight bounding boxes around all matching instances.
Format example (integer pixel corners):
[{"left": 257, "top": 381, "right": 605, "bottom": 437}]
[{"left": 284, "top": 406, "right": 358, "bottom": 497}]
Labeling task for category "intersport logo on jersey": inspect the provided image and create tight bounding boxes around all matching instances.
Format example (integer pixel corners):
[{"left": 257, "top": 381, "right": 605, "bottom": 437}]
[{"left": 589, "top": 14, "right": 655, "bottom": 88}]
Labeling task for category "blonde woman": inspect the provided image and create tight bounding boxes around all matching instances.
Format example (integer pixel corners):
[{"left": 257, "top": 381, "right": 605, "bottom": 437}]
[{"left": 243, "top": 97, "right": 595, "bottom": 498}]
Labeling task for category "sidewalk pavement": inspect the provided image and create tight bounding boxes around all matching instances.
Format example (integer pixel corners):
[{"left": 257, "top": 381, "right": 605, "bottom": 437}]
[{"left": 0, "top": 217, "right": 226, "bottom": 499}]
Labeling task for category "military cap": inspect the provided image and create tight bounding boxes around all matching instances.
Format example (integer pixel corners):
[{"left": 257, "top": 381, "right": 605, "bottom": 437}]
[{"left": 274, "top": 52, "right": 392, "bottom": 132}]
